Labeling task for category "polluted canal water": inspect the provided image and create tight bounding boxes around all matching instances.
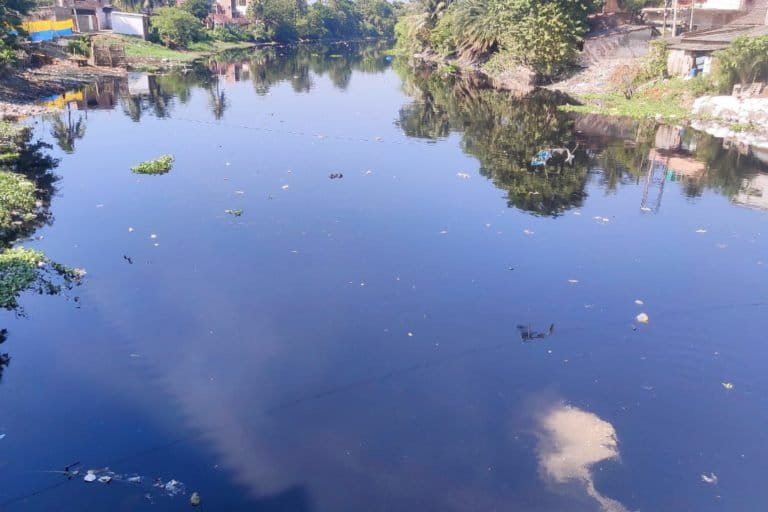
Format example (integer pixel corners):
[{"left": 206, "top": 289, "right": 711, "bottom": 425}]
[{"left": 1, "top": 43, "right": 768, "bottom": 512}]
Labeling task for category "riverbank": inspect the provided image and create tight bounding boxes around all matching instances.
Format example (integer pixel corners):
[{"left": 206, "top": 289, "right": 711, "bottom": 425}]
[
  {"left": 111, "top": 35, "right": 257, "bottom": 71},
  {"left": 0, "top": 36, "right": 257, "bottom": 119},
  {"left": 0, "top": 62, "right": 126, "bottom": 118}
]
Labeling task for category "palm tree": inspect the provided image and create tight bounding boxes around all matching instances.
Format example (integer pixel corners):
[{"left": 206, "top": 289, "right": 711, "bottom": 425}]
[{"left": 49, "top": 105, "right": 86, "bottom": 154}]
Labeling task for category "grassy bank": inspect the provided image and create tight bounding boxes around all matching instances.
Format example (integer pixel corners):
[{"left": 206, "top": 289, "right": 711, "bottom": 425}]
[
  {"left": 100, "top": 35, "right": 256, "bottom": 65},
  {"left": 560, "top": 77, "right": 713, "bottom": 122}
]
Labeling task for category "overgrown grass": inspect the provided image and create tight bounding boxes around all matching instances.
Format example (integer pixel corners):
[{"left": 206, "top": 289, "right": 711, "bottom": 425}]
[
  {"left": 110, "top": 35, "right": 254, "bottom": 62},
  {"left": 0, "top": 247, "right": 85, "bottom": 311},
  {"left": 131, "top": 154, "right": 174, "bottom": 175},
  {"left": 561, "top": 77, "right": 715, "bottom": 121}
]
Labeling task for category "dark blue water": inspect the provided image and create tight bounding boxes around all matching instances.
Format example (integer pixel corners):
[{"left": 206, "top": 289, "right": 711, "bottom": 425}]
[{"left": 2, "top": 43, "right": 768, "bottom": 512}]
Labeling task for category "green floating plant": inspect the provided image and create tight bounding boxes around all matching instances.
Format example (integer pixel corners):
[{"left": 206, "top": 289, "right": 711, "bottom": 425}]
[
  {"left": 0, "top": 247, "right": 86, "bottom": 312},
  {"left": 131, "top": 154, "right": 174, "bottom": 175}
]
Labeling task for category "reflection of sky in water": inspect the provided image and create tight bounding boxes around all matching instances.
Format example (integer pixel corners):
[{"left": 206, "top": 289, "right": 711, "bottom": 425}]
[
  {"left": 537, "top": 403, "right": 629, "bottom": 512},
  {"left": 1, "top": 44, "right": 768, "bottom": 511}
]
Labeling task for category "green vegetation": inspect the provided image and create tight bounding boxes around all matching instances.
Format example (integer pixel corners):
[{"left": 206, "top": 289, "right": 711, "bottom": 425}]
[
  {"left": 559, "top": 78, "right": 712, "bottom": 121},
  {"left": 395, "top": 0, "right": 601, "bottom": 78},
  {"left": 110, "top": 34, "right": 252, "bottom": 66},
  {"left": 713, "top": 35, "right": 768, "bottom": 92},
  {"left": 66, "top": 36, "right": 92, "bottom": 57},
  {"left": 0, "top": 121, "right": 82, "bottom": 314},
  {"left": 395, "top": 62, "right": 766, "bottom": 216},
  {"left": 151, "top": 7, "right": 205, "bottom": 49},
  {"left": 0, "top": 247, "right": 84, "bottom": 311},
  {"left": 246, "top": 0, "right": 399, "bottom": 42},
  {"left": 131, "top": 154, "right": 174, "bottom": 175},
  {"left": 181, "top": 0, "right": 213, "bottom": 20},
  {"left": 0, "top": 0, "right": 32, "bottom": 68},
  {"left": 0, "top": 171, "right": 38, "bottom": 236}
]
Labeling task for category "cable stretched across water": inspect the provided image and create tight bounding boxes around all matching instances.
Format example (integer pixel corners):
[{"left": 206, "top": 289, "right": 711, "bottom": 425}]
[{"left": 2, "top": 298, "right": 767, "bottom": 509}]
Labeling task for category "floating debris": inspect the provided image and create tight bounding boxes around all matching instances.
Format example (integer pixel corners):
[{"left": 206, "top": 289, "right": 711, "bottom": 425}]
[
  {"left": 329, "top": 173, "right": 343, "bottom": 179},
  {"left": 128, "top": 227, "right": 134, "bottom": 233},
  {"left": 158, "top": 479, "right": 186, "bottom": 496},
  {"left": 567, "top": 279, "right": 579, "bottom": 284},
  {"left": 594, "top": 216, "right": 610, "bottom": 224},
  {"left": 190, "top": 492, "right": 201, "bottom": 507},
  {"left": 523, "top": 229, "right": 535, "bottom": 236},
  {"left": 122, "top": 255, "right": 133, "bottom": 264},
  {"left": 439, "top": 230, "right": 448, "bottom": 235},
  {"left": 98, "top": 475, "right": 112, "bottom": 484},
  {"left": 517, "top": 323, "right": 555, "bottom": 342},
  {"left": 634, "top": 299, "right": 644, "bottom": 305},
  {"left": 407, "top": 332, "right": 413, "bottom": 337},
  {"left": 0, "top": 433, "right": 5, "bottom": 440},
  {"left": 456, "top": 172, "right": 470, "bottom": 179},
  {"left": 695, "top": 229, "right": 708, "bottom": 234},
  {"left": 234, "top": 190, "right": 245, "bottom": 195},
  {"left": 281, "top": 184, "right": 290, "bottom": 190},
  {"left": 701, "top": 472, "right": 719, "bottom": 485},
  {"left": 150, "top": 234, "right": 157, "bottom": 239},
  {"left": 635, "top": 313, "right": 649, "bottom": 324},
  {"left": 224, "top": 209, "right": 243, "bottom": 217},
  {"left": 83, "top": 470, "right": 97, "bottom": 483},
  {"left": 721, "top": 382, "right": 734, "bottom": 390}
]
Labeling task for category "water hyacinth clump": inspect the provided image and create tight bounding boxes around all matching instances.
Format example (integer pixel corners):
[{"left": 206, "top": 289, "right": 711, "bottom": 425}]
[
  {"left": 131, "top": 155, "right": 174, "bottom": 175},
  {"left": 0, "top": 171, "right": 39, "bottom": 237},
  {"left": 0, "top": 247, "right": 86, "bottom": 312}
]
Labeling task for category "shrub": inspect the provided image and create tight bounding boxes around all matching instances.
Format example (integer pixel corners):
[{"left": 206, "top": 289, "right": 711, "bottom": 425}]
[
  {"left": 67, "top": 36, "right": 91, "bottom": 57},
  {"left": 210, "top": 26, "right": 250, "bottom": 42},
  {"left": 151, "top": 7, "right": 204, "bottom": 49},
  {"left": 713, "top": 35, "right": 768, "bottom": 92}
]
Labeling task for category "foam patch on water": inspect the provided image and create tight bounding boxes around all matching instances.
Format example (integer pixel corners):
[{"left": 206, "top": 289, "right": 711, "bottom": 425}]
[{"left": 536, "top": 403, "right": 631, "bottom": 512}]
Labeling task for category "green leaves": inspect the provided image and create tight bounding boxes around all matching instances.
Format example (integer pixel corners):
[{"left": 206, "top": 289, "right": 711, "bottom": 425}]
[
  {"left": 151, "top": 7, "right": 204, "bottom": 50},
  {"left": 713, "top": 35, "right": 768, "bottom": 92},
  {"left": 131, "top": 154, "right": 174, "bottom": 175},
  {"left": 0, "top": 247, "right": 84, "bottom": 312},
  {"left": 398, "top": 0, "right": 601, "bottom": 77}
]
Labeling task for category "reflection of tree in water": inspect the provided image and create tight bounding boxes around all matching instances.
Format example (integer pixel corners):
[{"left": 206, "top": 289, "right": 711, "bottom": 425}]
[
  {"left": 205, "top": 75, "right": 228, "bottom": 120},
  {"left": 48, "top": 105, "right": 87, "bottom": 154},
  {"left": 396, "top": 63, "right": 588, "bottom": 217},
  {"left": 396, "top": 62, "right": 768, "bottom": 215},
  {"left": 118, "top": 67, "right": 215, "bottom": 121},
  {"left": 0, "top": 328, "right": 8, "bottom": 382},
  {"left": 240, "top": 41, "right": 392, "bottom": 95},
  {"left": 0, "top": 129, "right": 59, "bottom": 249},
  {"left": 1, "top": 125, "right": 83, "bottom": 382}
]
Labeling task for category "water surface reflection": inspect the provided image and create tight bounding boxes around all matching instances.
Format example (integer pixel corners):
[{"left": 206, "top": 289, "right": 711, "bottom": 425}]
[{"left": 1, "top": 42, "right": 767, "bottom": 512}]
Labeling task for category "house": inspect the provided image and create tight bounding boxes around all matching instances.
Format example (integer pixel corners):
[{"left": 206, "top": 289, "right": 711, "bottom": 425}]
[
  {"left": 666, "top": 0, "right": 768, "bottom": 76},
  {"left": 177, "top": 0, "right": 250, "bottom": 26},
  {"left": 643, "top": 0, "right": 766, "bottom": 33},
  {"left": 55, "top": 0, "right": 114, "bottom": 32}
]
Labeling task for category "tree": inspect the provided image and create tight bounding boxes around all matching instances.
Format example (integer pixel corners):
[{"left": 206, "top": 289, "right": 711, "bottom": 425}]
[
  {"left": 151, "top": 7, "right": 203, "bottom": 49},
  {"left": 714, "top": 35, "right": 768, "bottom": 91},
  {"left": 0, "top": 0, "right": 33, "bottom": 67},
  {"left": 181, "top": 0, "right": 213, "bottom": 20}
]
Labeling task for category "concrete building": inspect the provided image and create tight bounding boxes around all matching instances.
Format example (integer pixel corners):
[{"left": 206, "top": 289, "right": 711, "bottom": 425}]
[{"left": 664, "top": 0, "right": 768, "bottom": 76}]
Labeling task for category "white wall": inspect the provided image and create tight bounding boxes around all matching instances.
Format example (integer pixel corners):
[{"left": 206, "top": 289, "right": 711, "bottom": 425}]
[
  {"left": 111, "top": 11, "right": 147, "bottom": 39},
  {"left": 697, "top": 0, "right": 744, "bottom": 11}
]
